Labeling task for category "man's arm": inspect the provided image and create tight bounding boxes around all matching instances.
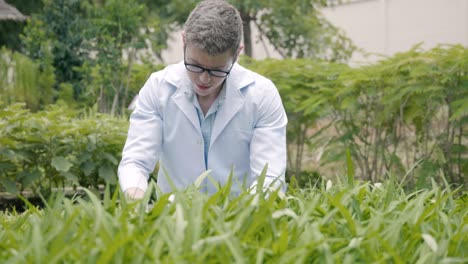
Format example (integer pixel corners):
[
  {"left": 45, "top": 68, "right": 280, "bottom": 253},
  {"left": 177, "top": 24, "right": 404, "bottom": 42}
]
[
  {"left": 249, "top": 82, "right": 288, "bottom": 195},
  {"left": 118, "top": 75, "right": 163, "bottom": 199},
  {"left": 124, "top": 187, "right": 145, "bottom": 200}
]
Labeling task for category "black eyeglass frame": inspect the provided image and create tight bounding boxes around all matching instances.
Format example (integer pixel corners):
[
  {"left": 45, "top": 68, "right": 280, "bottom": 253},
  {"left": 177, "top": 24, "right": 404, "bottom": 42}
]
[{"left": 183, "top": 49, "right": 235, "bottom": 78}]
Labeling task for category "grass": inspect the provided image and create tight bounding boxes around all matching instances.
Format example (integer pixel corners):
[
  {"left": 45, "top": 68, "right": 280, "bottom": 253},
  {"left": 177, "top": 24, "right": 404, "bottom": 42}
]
[{"left": 0, "top": 178, "right": 466, "bottom": 263}]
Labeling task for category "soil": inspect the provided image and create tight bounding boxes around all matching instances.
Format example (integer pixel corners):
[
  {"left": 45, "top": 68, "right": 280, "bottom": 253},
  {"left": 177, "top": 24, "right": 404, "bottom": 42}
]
[{"left": 0, "top": 186, "right": 106, "bottom": 212}]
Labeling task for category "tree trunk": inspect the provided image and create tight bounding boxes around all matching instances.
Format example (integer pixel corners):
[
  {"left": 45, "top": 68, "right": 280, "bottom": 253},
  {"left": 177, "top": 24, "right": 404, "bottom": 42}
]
[
  {"left": 239, "top": 10, "right": 252, "bottom": 57},
  {"left": 121, "top": 46, "right": 135, "bottom": 115},
  {"left": 110, "top": 90, "right": 119, "bottom": 116},
  {"left": 98, "top": 84, "right": 106, "bottom": 113}
]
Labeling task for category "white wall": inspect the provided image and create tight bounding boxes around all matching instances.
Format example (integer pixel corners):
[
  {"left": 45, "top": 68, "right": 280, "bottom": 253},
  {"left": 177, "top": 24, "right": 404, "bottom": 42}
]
[{"left": 322, "top": 0, "right": 468, "bottom": 64}]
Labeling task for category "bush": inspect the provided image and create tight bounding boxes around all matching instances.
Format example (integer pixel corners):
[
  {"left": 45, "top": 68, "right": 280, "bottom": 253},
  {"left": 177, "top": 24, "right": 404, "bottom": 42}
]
[
  {"left": 0, "top": 103, "right": 127, "bottom": 195},
  {"left": 244, "top": 45, "right": 467, "bottom": 188}
]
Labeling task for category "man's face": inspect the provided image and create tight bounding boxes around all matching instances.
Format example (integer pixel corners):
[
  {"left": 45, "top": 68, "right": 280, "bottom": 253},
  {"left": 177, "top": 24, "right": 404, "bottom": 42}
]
[{"left": 184, "top": 44, "right": 235, "bottom": 99}]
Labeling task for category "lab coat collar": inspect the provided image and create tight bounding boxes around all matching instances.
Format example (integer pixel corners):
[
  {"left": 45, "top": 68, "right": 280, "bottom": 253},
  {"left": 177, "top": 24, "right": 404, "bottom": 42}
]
[{"left": 169, "top": 61, "right": 255, "bottom": 142}]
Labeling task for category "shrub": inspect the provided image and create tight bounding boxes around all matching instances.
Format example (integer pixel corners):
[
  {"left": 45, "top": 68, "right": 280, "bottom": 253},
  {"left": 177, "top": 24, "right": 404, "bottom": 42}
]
[
  {"left": 0, "top": 103, "right": 127, "bottom": 195},
  {"left": 244, "top": 45, "right": 467, "bottom": 188}
]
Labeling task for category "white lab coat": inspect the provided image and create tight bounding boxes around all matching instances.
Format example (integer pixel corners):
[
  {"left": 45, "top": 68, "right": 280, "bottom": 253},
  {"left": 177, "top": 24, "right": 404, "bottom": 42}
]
[{"left": 118, "top": 61, "right": 287, "bottom": 195}]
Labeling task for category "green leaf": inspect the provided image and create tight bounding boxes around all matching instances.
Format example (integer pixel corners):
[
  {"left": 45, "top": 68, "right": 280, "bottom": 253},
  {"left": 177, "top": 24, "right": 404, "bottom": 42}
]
[
  {"left": 0, "top": 161, "right": 16, "bottom": 172},
  {"left": 61, "top": 172, "right": 79, "bottom": 183},
  {"left": 81, "top": 161, "right": 95, "bottom": 177},
  {"left": 99, "top": 165, "right": 116, "bottom": 184},
  {"left": 0, "top": 178, "right": 18, "bottom": 194},
  {"left": 346, "top": 147, "right": 354, "bottom": 187},
  {"left": 51, "top": 156, "right": 73, "bottom": 172},
  {"left": 20, "top": 169, "right": 42, "bottom": 187},
  {"left": 449, "top": 97, "right": 468, "bottom": 121},
  {"left": 102, "top": 152, "right": 118, "bottom": 165}
]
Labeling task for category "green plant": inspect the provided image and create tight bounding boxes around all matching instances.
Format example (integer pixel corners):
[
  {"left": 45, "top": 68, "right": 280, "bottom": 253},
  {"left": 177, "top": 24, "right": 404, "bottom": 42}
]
[
  {"left": 0, "top": 103, "right": 127, "bottom": 195},
  {"left": 21, "top": 0, "right": 89, "bottom": 102},
  {"left": 242, "top": 57, "right": 346, "bottom": 184},
  {"left": 328, "top": 44, "right": 467, "bottom": 187},
  {"left": 0, "top": 48, "right": 55, "bottom": 111},
  {"left": 0, "top": 180, "right": 465, "bottom": 263},
  {"left": 245, "top": 45, "right": 467, "bottom": 188}
]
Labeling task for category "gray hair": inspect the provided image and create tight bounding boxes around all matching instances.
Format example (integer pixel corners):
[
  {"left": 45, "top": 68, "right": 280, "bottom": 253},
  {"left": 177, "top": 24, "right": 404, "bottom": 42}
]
[{"left": 184, "top": 0, "right": 243, "bottom": 56}]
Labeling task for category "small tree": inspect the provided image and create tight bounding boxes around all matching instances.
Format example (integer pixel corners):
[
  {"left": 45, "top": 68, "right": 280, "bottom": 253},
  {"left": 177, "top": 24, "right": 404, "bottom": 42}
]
[
  {"left": 82, "top": 0, "right": 147, "bottom": 115},
  {"left": 21, "top": 0, "right": 88, "bottom": 102}
]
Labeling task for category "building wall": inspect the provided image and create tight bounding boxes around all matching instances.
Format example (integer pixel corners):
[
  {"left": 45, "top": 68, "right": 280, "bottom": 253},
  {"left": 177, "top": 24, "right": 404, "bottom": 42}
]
[
  {"left": 158, "top": 0, "right": 468, "bottom": 65},
  {"left": 321, "top": 0, "right": 468, "bottom": 64}
]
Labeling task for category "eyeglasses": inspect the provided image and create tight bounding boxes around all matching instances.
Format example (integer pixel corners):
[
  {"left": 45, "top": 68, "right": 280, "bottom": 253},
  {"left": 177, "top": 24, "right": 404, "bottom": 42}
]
[
  {"left": 184, "top": 62, "right": 233, "bottom": 78},
  {"left": 183, "top": 48, "right": 235, "bottom": 78}
]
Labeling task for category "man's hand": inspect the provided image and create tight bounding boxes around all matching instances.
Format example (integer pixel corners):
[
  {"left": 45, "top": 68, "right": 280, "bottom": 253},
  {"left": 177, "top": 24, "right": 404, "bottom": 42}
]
[{"left": 124, "top": 187, "right": 145, "bottom": 200}]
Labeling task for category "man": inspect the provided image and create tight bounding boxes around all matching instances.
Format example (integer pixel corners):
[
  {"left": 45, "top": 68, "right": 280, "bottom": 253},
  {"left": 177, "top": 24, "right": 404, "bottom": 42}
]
[{"left": 118, "top": 0, "right": 287, "bottom": 199}]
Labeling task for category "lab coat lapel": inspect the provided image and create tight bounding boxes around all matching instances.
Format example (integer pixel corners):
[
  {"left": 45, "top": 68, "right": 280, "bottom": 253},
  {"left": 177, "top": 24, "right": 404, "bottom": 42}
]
[
  {"left": 210, "top": 84, "right": 244, "bottom": 146},
  {"left": 210, "top": 64, "right": 254, "bottom": 146},
  {"left": 171, "top": 78, "right": 201, "bottom": 135},
  {"left": 167, "top": 62, "right": 254, "bottom": 142}
]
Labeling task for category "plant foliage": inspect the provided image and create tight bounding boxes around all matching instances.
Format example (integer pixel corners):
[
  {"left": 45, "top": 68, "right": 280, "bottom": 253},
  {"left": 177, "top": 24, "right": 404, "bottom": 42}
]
[
  {"left": 0, "top": 180, "right": 466, "bottom": 263},
  {"left": 245, "top": 45, "right": 467, "bottom": 188},
  {"left": 0, "top": 103, "right": 127, "bottom": 195}
]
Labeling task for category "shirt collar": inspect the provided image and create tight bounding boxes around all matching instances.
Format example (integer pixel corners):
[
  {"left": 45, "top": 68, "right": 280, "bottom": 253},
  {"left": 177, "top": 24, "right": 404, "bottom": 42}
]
[{"left": 191, "top": 81, "right": 227, "bottom": 115}]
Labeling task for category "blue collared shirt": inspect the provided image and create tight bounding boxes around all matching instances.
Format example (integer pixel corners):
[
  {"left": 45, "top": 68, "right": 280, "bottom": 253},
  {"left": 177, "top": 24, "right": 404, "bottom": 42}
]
[{"left": 192, "top": 85, "right": 226, "bottom": 169}]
